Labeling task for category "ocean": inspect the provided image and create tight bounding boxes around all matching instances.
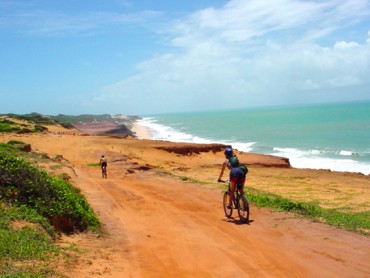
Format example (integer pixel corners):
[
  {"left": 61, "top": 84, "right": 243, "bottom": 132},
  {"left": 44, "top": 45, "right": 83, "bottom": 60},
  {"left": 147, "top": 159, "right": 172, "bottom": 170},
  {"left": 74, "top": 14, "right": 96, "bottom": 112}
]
[{"left": 137, "top": 101, "right": 370, "bottom": 175}]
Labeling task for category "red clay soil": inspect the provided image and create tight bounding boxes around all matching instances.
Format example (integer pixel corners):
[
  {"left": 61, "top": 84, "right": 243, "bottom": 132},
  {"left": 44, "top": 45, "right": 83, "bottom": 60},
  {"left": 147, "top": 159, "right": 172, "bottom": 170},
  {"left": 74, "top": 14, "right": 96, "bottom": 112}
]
[
  {"left": 59, "top": 164, "right": 370, "bottom": 278},
  {"left": 1, "top": 132, "right": 369, "bottom": 277}
]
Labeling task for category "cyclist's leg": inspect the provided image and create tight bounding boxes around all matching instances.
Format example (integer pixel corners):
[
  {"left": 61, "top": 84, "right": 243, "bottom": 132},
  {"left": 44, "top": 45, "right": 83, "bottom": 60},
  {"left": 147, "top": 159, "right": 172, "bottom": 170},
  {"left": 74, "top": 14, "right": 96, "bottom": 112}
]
[
  {"left": 229, "top": 168, "right": 241, "bottom": 207},
  {"left": 238, "top": 177, "right": 249, "bottom": 218},
  {"left": 238, "top": 177, "right": 246, "bottom": 195},
  {"left": 229, "top": 178, "right": 237, "bottom": 207}
]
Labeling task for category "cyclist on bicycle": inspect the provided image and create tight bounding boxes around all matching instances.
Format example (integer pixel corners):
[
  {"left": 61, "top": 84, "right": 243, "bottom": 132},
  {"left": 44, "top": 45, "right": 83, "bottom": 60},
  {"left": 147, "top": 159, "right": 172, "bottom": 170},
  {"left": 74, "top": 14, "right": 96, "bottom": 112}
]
[
  {"left": 218, "top": 147, "right": 246, "bottom": 209},
  {"left": 99, "top": 155, "right": 107, "bottom": 172}
]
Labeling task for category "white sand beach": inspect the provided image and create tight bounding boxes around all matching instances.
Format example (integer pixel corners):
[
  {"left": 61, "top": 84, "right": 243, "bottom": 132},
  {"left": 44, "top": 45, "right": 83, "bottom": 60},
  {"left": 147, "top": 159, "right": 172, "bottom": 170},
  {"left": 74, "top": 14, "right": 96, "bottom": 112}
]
[{"left": 131, "top": 120, "right": 152, "bottom": 139}]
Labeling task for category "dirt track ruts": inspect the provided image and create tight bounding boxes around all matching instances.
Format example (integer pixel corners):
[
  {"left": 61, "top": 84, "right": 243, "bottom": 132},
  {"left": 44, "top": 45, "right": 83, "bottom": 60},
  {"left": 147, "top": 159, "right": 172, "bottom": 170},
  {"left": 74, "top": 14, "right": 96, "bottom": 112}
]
[
  {"left": 1, "top": 131, "right": 369, "bottom": 277},
  {"left": 65, "top": 164, "right": 370, "bottom": 278}
]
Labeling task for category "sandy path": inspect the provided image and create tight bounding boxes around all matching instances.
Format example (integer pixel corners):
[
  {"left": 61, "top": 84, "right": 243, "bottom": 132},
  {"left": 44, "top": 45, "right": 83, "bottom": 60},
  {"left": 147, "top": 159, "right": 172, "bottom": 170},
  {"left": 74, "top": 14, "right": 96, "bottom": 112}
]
[
  {"left": 2, "top": 132, "right": 369, "bottom": 277},
  {"left": 64, "top": 164, "right": 370, "bottom": 278}
]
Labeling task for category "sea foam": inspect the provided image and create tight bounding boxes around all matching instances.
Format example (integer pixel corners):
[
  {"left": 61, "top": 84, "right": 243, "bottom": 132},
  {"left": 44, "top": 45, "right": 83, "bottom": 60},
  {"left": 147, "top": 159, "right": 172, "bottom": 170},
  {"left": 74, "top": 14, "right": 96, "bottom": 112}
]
[
  {"left": 273, "top": 147, "right": 370, "bottom": 175},
  {"left": 137, "top": 117, "right": 370, "bottom": 175},
  {"left": 138, "top": 117, "right": 255, "bottom": 152}
]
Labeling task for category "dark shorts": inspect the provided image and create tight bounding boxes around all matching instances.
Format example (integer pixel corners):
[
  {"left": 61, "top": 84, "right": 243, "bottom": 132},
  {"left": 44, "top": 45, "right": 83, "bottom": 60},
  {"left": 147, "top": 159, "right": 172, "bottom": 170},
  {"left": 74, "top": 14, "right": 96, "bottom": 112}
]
[
  {"left": 230, "top": 167, "right": 246, "bottom": 188},
  {"left": 101, "top": 162, "right": 107, "bottom": 167}
]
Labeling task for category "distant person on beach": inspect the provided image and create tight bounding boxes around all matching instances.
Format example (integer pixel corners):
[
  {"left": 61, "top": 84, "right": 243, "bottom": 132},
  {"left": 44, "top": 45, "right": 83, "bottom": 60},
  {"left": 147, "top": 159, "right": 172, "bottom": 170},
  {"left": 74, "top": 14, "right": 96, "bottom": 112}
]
[
  {"left": 218, "top": 148, "right": 246, "bottom": 208},
  {"left": 99, "top": 155, "right": 107, "bottom": 178}
]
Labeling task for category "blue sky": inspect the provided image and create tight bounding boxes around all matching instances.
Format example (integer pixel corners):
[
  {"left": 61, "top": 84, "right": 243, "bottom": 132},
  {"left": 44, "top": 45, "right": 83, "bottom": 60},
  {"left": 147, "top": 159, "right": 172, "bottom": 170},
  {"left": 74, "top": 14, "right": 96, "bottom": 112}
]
[{"left": 1, "top": 0, "right": 370, "bottom": 116}]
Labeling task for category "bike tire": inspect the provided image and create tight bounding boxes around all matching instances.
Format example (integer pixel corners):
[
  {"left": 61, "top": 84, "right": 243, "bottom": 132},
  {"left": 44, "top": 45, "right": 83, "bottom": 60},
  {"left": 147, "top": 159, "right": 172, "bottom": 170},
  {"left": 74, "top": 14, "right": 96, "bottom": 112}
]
[
  {"left": 102, "top": 168, "right": 107, "bottom": 179},
  {"left": 237, "top": 195, "right": 250, "bottom": 223},
  {"left": 223, "top": 191, "right": 233, "bottom": 218}
]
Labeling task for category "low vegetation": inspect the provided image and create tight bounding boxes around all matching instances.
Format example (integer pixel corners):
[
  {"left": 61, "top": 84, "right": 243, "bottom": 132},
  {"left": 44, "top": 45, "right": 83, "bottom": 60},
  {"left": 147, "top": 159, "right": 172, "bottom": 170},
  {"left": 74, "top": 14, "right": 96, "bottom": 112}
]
[
  {"left": 245, "top": 187, "right": 370, "bottom": 235},
  {"left": 0, "top": 142, "right": 100, "bottom": 276},
  {"left": 0, "top": 117, "right": 49, "bottom": 134},
  {"left": 4, "top": 113, "right": 57, "bottom": 125},
  {"left": 51, "top": 113, "right": 113, "bottom": 124},
  {"left": 168, "top": 171, "right": 370, "bottom": 235}
]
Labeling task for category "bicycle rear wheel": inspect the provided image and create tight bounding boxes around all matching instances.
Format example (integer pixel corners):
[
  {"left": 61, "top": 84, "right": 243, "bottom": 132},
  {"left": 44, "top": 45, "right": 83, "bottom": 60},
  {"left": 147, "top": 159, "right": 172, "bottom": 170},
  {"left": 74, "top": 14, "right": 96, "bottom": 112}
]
[
  {"left": 223, "top": 191, "right": 233, "bottom": 218},
  {"left": 237, "top": 194, "right": 250, "bottom": 223},
  {"left": 102, "top": 167, "right": 107, "bottom": 178}
]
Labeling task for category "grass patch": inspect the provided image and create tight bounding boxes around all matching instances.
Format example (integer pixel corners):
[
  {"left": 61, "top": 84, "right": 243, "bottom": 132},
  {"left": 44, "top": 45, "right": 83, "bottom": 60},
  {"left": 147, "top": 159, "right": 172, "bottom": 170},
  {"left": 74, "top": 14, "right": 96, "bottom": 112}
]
[
  {"left": 87, "top": 163, "right": 100, "bottom": 167},
  {"left": 0, "top": 142, "right": 101, "bottom": 276},
  {"left": 0, "top": 118, "right": 49, "bottom": 134},
  {"left": 179, "top": 176, "right": 205, "bottom": 184},
  {"left": 49, "top": 164, "right": 63, "bottom": 171},
  {"left": 0, "top": 227, "right": 55, "bottom": 260},
  {"left": 0, "top": 204, "right": 60, "bottom": 276},
  {"left": 144, "top": 167, "right": 370, "bottom": 235},
  {"left": 0, "top": 205, "right": 55, "bottom": 237},
  {"left": 246, "top": 187, "right": 370, "bottom": 235},
  {"left": 0, "top": 144, "right": 100, "bottom": 233}
]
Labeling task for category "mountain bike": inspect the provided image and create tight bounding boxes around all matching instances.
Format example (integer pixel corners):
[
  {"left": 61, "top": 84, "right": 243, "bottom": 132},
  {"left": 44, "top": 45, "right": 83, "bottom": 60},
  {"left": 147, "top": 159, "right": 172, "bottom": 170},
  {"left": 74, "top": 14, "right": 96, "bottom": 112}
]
[
  {"left": 220, "top": 180, "right": 249, "bottom": 223},
  {"left": 101, "top": 165, "right": 107, "bottom": 178}
]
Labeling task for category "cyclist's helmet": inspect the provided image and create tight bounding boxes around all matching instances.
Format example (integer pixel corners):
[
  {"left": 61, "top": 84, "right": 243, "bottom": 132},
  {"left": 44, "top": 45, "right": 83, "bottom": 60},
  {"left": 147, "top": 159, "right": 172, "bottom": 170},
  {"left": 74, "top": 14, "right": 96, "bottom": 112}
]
[{"left": 224, "top": 147, "right": 233, "bottom": 157}]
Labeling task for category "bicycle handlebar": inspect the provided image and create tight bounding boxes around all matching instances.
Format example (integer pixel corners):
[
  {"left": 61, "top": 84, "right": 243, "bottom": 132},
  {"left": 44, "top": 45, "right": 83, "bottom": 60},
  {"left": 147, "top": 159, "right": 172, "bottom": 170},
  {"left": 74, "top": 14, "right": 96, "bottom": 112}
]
[{"left": 218, "top": 179, "right": 229, "bottom": 183}]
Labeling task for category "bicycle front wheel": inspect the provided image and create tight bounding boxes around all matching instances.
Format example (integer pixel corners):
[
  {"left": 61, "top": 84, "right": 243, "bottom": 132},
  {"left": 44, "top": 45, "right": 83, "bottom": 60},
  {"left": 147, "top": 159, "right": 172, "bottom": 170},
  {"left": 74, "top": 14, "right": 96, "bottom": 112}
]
[
  {"left": 223, "top": 191, "right": 233, "bottom": 218},
  {"left": 237, "top": 195, "right": 249, "bottom": 223}
]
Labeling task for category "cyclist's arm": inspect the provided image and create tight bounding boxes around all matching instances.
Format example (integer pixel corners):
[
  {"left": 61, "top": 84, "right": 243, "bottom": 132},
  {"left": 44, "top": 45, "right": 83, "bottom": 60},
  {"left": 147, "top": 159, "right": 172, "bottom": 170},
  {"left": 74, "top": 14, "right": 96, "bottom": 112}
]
[{"left": 218, "top": 161, "right": 227, "bottom": 181}]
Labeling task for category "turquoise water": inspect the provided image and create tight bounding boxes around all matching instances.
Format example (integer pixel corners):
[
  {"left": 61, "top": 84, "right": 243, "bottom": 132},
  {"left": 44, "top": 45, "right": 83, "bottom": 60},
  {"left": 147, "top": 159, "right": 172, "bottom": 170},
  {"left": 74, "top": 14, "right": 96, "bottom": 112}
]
[{"left": 138, "top": 101, "right": 370, "bottom": 175}]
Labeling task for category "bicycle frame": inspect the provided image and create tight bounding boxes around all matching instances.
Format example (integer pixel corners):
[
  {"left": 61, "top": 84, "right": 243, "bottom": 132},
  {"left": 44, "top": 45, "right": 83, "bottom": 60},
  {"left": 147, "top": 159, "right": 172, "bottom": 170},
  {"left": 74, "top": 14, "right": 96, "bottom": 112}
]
[{"left": 222, "top": 180, "right": 249, "bottom": 223}]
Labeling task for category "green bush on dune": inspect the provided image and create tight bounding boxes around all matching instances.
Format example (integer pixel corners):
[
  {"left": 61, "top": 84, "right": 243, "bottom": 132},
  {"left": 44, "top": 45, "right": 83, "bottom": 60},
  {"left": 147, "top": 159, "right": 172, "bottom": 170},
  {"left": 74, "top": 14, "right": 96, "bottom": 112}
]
[
  {"left": 0, "top": 120, "right": 19, "bottom": 132},
  {"left": 0, "top": 143, "right": 100, "bottom": 234},
  {"left": 0, "top": 142, "right": 100, "bottom": 276}
]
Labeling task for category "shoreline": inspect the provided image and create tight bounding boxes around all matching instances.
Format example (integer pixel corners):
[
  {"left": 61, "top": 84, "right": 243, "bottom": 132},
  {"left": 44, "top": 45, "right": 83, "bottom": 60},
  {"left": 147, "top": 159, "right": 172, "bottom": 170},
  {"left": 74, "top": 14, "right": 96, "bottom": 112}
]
[
  {"left": 131, "top": 120, "right": 152, "bottom": 139},
  {"left": 131, "top": 119, "right": 369, "bottom": 176},
  {"left": 2, "top": 119, "right": 369, "bottom": 276},
  {"left": 1, "top": 128, "right": 369, "bottom": 212}
]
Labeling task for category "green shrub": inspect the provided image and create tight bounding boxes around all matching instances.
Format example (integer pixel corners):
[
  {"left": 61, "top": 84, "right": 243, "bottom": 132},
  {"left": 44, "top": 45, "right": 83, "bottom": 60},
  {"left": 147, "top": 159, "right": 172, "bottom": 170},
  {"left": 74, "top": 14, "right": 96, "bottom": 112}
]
[
  {"left": 33, "top": 125, "right": 48, "bottom": 132},
  {"left": 0, "top": 204, "right": 55, "bottom": 236},
  {"left": 0, "top": 204, "right": 61, "bottom": 276},
  {"left": 0, "top": 226, "right": 55, "bottom": 260},
  {"left": 60, "top": 122, "right": 74, "bottom": 129},
  {"left": 0, "top": 123, "right": 12, "bottom": 132},
  {"left": 0, "top": 119, "right": 22, "bottom": 133},
  {"left": 7, "top": 140, "right": 31, "bottom": 152},
  {"left": 0, "top": 152, "right": 100, "bottom": 233},
  {"left": 0, "top": 143, "right": 17, "bottom": 154}
]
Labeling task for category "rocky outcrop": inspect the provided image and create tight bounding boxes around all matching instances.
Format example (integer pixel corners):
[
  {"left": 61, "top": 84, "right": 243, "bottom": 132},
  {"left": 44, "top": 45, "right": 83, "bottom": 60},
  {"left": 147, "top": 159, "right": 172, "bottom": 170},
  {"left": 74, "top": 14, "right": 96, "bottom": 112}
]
[
  {"left": 154, "top": 141, "right": 291, "bottom": 168},
  {"left": 73, "top": 121, "right": 135, "bottom": 137},
  {"left": 155, "top": 143, "right": 226, "bottom": 155},
  {"left": 241, "top": 153, "right": 291, "bottom": 168}
]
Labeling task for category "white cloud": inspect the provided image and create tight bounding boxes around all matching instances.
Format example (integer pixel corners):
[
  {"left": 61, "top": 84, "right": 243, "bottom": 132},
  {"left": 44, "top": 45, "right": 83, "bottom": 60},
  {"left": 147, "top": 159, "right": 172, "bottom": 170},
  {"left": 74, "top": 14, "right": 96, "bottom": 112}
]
[
  {"left": 334, "top": 41, "right": 359, "bottom": 49},
  {"left": 1, "top": 4, "right": 162, "bottom": 37},
  {"left": 96, "top": 0, "right": 370, "bottom": 113}
]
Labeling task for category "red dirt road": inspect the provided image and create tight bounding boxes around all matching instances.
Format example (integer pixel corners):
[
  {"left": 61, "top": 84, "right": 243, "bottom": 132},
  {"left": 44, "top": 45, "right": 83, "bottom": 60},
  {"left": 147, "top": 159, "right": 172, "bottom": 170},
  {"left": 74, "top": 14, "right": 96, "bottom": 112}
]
[{"left": 63, "top": 165, "right": 370, "bottom": 278}]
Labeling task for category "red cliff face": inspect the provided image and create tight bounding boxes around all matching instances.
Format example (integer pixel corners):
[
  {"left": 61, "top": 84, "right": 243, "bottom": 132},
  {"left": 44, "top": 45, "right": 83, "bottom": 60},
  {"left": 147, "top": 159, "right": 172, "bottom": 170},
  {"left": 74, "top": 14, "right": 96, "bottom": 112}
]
[{"left": 155, "top": 142, "right": 291, "bottom": 168}]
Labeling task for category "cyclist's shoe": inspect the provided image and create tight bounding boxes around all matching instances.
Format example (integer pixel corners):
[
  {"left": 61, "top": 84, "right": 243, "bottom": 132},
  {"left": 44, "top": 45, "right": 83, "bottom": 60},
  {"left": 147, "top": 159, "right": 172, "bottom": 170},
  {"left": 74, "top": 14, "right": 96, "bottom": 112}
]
[{"left": 226, "top": 204, "right": 232, "bottom": 209}]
